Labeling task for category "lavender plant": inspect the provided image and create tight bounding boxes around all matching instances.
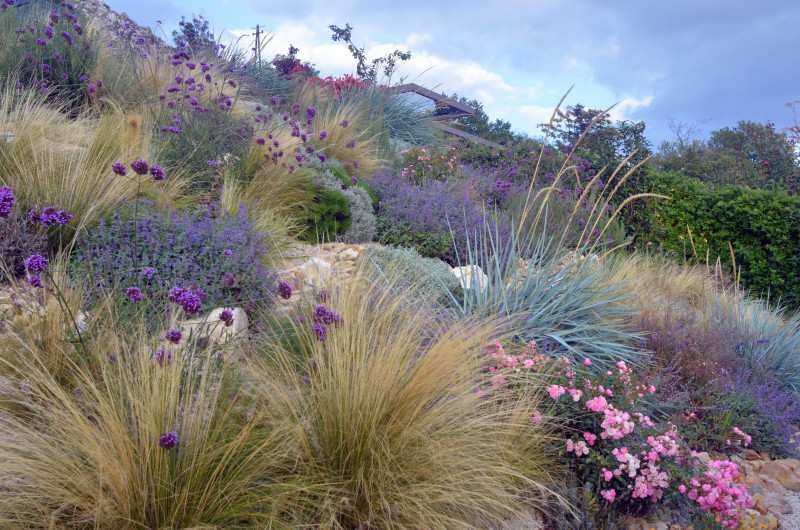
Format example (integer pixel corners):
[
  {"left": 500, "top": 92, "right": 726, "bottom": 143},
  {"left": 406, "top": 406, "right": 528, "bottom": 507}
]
[
  {"left": 370, "top": 169, "right": 510, "bottom": 265},
  {"left": 71, "top": 200, "right": 277, "bottom": 311}
]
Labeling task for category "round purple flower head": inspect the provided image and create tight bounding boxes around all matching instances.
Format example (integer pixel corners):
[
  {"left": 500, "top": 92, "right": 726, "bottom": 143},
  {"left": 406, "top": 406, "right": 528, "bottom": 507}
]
[
  {"left": 24, "top": 254, "right": 48, "bottom": 274},
  {"left": 60, "top": 31, "right": 72, "bottom": 46},
  {"left": 150, "top": 165, "right": 165, "bottom": 181},
  {"left": 0, "top": 185, "right": 14, "bottom": 218},
  {"left": 130, "top": 158, "right": 149, "bottom": 175},
  {"left": 318, "top": 153, "right": 327, "bottom": 163},
  {"left": 154, "top": 348, "right": 172, "bottom": 366},
  {"left": 339, "top": 119, "right": 348, "bottom": 128},
  {"left": 319, "top": 131, "right": 327, "bottom": 140},
  {"left": 125, "top": 286, "right": 143, "bottom": 302},
  {"left": 256, "top": 137, "right": 265, "bottom": 145},
  {"left": 351, "top": 176, "right": 358, "bottom": 186},
  {"left": 28, "top": 275, "right": 43, "bottom": 288},
  {"left": 112, "top": 161, "right": 127, "bottom": 176},
  {"left": 96, "top": 78, "right": 103, "bottom": 88},
  {"left": 219, "top": 309, "right": 234, "bottom": 327},
  {"left": 168, "top": 285, "right": 206, "bottom": 314},
  {"left": 221, "top": 272, "right": 237, "bottom": 288},
  {"left": 352, "top": 160, "right": 359, "bottom": 169},
  {"left": 158, "top": 430, "right": 179, "bottom": 449},
  {"left": 223, "top": 249, "right": 232, "bottom": 255},
  {"left": 165, "top": 328, "right": 182, "bottom": 344},
  {"left": 278, "top": 281, "right": 292, "bottom": 300}
]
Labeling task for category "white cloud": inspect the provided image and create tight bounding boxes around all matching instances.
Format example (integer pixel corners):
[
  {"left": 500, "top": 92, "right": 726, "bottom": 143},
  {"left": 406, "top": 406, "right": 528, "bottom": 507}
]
[{"left": 608, "top": 95, "right": 654, "bottom": 122}]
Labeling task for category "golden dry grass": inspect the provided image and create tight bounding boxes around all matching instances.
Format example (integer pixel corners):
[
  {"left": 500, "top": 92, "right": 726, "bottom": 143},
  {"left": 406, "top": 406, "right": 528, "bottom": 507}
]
[
  {"left": 250, "top": 272, "right": 561, "bottom": 529},
  {"left": 0, "top": 88, "right": 192, "bottom": 251}
]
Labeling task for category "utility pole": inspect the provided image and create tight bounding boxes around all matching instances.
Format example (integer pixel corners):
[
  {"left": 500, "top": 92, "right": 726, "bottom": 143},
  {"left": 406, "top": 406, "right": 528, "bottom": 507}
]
[{"left": 255, "top": 25, "right": 261, "bottom": 66}]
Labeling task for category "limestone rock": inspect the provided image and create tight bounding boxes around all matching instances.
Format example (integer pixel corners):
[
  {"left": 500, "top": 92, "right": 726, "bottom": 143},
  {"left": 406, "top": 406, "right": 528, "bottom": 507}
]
[
  {"left": 451, "top": 265, "right": 488, "bottom": 291},
  {"left": 338, "top": 248, "right": 359, "bottom": 262},
  {"left": 302, "top": 257, "right": 332, "bottom": 288},
  {"left": 180, "top": 307, "right": 247, "bottom": 347},
  {"left": 764, "top": 491, "right": 793, "bottom": 514},
  {"left": 761, "top": 460, "right": 800, "bottom": 492}
]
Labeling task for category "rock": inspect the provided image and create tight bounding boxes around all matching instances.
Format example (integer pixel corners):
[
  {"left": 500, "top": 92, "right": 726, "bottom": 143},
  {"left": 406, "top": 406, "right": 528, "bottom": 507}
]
[
  {"left": 764, "top": 491, "right": 793, "bottom": 514},
  {"left": 301, "top": 257, "right": 332, "bottom": 288},
  {"left": 752, "top": 493, "right": 768, "bottom": 515},
  {"left": 740, "top": 509, "right": 779, "bottom": 530},
  {"left": 338, "top": 248, "right": 359, "bottom": 261},
  {"left": 696, "top": 452, "right": 711, "bottom": 464},
  {"left": 180, "top": 307, "right": 247, "bottom": 347},
  {"left": 741, "top": 449, "right": 762, "bottom": 460},
  {"left": 451, "top": 265, "right": 488, "bottom": 291},
  {"left": 760, "top": 460, "right": 800, "bottom": 492}
]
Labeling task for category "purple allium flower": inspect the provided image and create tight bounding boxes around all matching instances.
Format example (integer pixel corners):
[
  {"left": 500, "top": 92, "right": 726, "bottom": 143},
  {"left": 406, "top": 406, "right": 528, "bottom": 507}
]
[
  {"left": 150, "top": 165, "right": 165, "bottom": 181},
  {"left": 278, "top": 281, "right": 292, "bottom": 300},
  {"left": 351, "top": 176, "right": 358, "bottom": 186},
  {"left": 130, "top": 158, "right": 149, "bottom": 175},
  {"left": 158, "top": 430, "right": 179, "bottom": 449},
  {"left": 112, "top": 161, "right": 127, "bottom": 176},
  {"left": 24, "top": 254, "right": 48, "bottom": 274},
  {"left": 339, "top": 119, "right": 349, "bottom": 128},
  {"left": 142, "top": 266, "right": 155, "bottom": 279},
  {"left": 219, "top": 308, "right": 234, "bottom": 327},
  {"left": 125, "top": 286, "right": 143, "bottom": 301},
  {"left": 352, "top": 160, "right": 359, "bottom": 169},
  {"left": 154, "top": 348, "right": 172, "bottom": 366},
  {"left": 318, "top": 154, "right": 327, "bottom": 163},
  {"left": 0, "top": 185, "right": 14, "bottom": 218},
  {"left": 60, "top": 31, "right": 72, "bottom": 46},
  {"left": 256, "top": 137, "right": 265, "bottom": 145},
  {"left": 28, "top": 275, "right": 43, "bottom": 288},
  {"left": 165, "top": 328, "right": 182, "bottom": 344},
  {"left": 313, "top": 322, "right": 327, "bottom": 341}
]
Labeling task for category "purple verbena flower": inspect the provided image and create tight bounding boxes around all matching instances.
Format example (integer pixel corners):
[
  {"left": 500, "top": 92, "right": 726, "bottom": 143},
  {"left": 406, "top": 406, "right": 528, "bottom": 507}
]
[
  {"left": 351, "top": 176, "right": 358, "bottom": 186},
  {"left": 125, "top": 286, "right": 143, "bottom": 301},
  {"left": 256, "top": 137, "right": 265, "bottom": 145},
  {"left": 352, "top": 160, "right": 359, "bottom": 169},
  {"left": 319, "top": 130, "right": 327, "bottom": 140},
  {"left": 278, "top": 281, "right": 292, "bottom": 300},
  {"left": 165, "top": 328, "right": 182, "bottom": 344},
  {"left": 150, "top": 165, "right": 165, "bottom": 181},
  {"left": 112, "top": 161, "right": 127, "bottom": 176},
  {"left": 24, "top": 254, "right": 48, "bottom": 274},
  {"left": 313, "top": 322, "right": 327, "bottom": 341},
  {"left": 318, "top": 153, "right": 327, "bottom": 163},
  {"left": 0, "top": 185, "right": 14, "bottom": 218},
  {"left": 130, "top": 158, "right": 149, "bottom": 175},
  {"left": 142, "top": 266, "right": 155, "bottom": 279},
  {"left": 28, "top": 275, "right": 43, "bottom": 288},
  {"left": 154, "top": 348, "right": 172, "bottom": 366},
  {"left": 219, "top": 308, "right": 234, "bottom": 327},
  {"left": 158, "top": 430, "right": 179, "bottom": 449},
  {"left": 339, "top": 119, "right": 348, "bottom": 128},
  {"left": 60, "top": 31, "right": 72, "bottom": 46}
]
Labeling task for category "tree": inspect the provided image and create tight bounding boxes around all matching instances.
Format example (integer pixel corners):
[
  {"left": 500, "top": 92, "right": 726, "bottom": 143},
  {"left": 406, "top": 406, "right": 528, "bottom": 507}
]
[
  {"left": 271, "top": 45, "right": 319, "bottom": 78},
  {"left": 329, "top": 23, "right": 411, "bottom": 83},
  {"left": 172, "top": 15, "right": 214, "bottom": 48},
  {"left": 540, "top": 104, "right": 615, "bottom": 154}
]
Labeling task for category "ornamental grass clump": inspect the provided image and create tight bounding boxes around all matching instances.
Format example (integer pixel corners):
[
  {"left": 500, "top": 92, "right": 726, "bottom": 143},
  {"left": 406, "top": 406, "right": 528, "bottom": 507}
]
[
  {"left": 0, "top": 323, "right": 301, "bottom": 528},
  {"left": 249, "top": 275, "right": 561, "bottom": 528},
  {"left": 72, "top": 200, "right": 277, "bottom": 311}
]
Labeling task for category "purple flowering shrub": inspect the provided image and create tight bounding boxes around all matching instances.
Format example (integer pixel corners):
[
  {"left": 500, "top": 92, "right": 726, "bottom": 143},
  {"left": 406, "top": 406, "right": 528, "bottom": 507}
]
[
  {"left": 71, "top": 200, "right": 276, "bottom": 312},
  {"left": 0, "top": 208, "right": 49, "bottom": 282},
  {"left": 370, "top": 169, "right": 510, "bottom": 265},
  {"left": 0, "top": 3, "right": 99, "bottom": 106}
]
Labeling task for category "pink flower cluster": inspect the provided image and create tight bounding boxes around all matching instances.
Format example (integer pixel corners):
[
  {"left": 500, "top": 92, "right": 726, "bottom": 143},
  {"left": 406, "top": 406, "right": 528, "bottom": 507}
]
[
  {"left": 682, "top": 459, "right": 753, "bottom": 527},
  {"left": 543, "top": 356, "right": 752, "bottom": 521}
]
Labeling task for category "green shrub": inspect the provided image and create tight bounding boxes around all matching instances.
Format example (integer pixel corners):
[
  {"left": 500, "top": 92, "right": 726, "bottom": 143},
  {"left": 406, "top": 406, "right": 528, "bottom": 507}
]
[
  {"left": 312, "top": 169, "right": 376, "bottom": 243},
  {"left": 645, "top": 171, "right": 800, "bottom": 308},
  {"left": 299, "top": 185, "right": 351, "bottom": 242}
]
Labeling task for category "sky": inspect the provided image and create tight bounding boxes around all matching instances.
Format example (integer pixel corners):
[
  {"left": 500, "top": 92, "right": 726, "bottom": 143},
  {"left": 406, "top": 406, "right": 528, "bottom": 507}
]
[{"left": 106, "top": 0, "right": 800, "bottom": 146}]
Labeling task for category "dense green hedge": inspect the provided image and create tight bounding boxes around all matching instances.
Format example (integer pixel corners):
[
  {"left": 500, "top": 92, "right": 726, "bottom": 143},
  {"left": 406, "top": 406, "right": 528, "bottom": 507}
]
[{"left": 647, "top": 171, "right": 800, "bottom": 308}]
